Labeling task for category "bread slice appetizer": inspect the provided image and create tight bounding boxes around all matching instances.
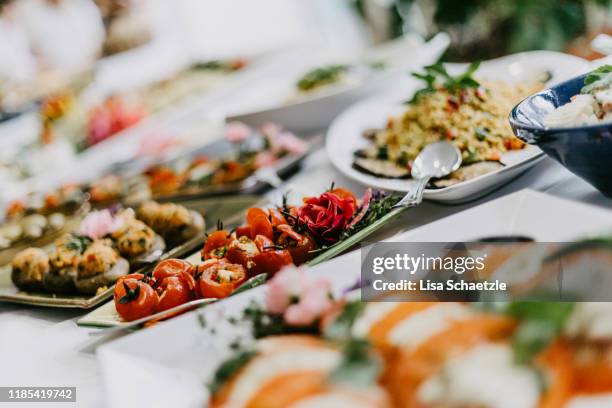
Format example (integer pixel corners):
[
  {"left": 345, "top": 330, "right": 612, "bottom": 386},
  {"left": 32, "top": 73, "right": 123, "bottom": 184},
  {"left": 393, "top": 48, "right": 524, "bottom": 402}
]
[{"left": 323, "top": 301, "right": 576, "bottom": 408}]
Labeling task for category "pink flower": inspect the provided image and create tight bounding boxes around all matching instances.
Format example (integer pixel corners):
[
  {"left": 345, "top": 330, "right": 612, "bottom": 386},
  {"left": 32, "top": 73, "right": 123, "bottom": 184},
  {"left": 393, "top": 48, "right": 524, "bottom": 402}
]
[
  {"left": 79, "top": 209, "right": 124, "bottom": 240},
  {"left": 266, "top": 265, "right": 304, "bottom": 314},
  {"left": 265, "top": 265, "right": 333, "bottom": 326},
  {"left": 254, "top": 151, "right": 278, "bottom": 168},
  {"left": 225, "top": 122, "right": 252, "bottom": 143},
  {"left": 260, "top": 122, "right": 282, "bottom": 138},
  {"left": 274, "top": 132, "right": 307, "bottom": 155},
  {"left": 137, "top": 132, "right": 179, "bottom": 155}
]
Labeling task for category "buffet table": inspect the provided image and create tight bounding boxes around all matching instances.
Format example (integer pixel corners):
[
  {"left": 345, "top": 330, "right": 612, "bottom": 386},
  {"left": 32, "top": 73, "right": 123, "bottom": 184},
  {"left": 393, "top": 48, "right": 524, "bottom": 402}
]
[{"left": 1, "top": 143, "right": 610, "bottom": 407}]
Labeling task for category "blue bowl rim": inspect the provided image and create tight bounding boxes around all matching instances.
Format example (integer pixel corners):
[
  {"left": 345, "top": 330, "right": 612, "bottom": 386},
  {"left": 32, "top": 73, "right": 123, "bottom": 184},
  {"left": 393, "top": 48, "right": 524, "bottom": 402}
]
[{"left": 509, "top": 72, "right": 612, "bottom": 134}]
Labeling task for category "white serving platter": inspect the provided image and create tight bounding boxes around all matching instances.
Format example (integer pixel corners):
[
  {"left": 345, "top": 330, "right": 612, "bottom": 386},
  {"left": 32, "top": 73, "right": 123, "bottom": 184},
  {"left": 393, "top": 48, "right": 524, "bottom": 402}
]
[
  {"left": 96, "top": 189, "right": 612, "bottom": 408},
  {"left": 326, "top": 51, "right": 591, "bottom": 204}
]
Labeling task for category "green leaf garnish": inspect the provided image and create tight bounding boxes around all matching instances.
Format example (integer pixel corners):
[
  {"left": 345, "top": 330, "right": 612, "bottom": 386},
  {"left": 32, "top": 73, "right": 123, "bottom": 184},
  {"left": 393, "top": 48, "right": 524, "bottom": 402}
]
[
  {"left": 408, "top": 61, "right": 481, "bottom": 104},
  {"left": 505, "top": 302, "right": 574, "bottom": 364},
  {"left": 65, "top": 234, "right": 92, "bottom": 254},
  {"left": 208, "top": 350, "right": 256, "bottom": 393},
  {"left": 582, "top": 65, "right": 612, "bottom": 94},
  {"left": 329, "top": 339, "right": 381, "bottom": 386},
  {"left": 324, "top": 301, "right": 365, "bottom": 341},
  {"left": 297, "top": 65, "right": 349, "bottom": 91}
]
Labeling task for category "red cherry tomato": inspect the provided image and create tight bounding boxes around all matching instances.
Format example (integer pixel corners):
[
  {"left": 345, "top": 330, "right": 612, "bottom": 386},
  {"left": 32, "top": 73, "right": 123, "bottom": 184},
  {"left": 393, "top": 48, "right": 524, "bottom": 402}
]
[
  {"left": 156, "top": 271, "right": 196, "bottom": 313},
  {"left": 197, "top": 260, "right": 246, "bottom": 299},
  {"left": 152, "top": 259, "right": 194, "bottom": 281},
  {"left": 202, "top": 230, "right": 233, "bottom": 259},
  {"left": 268, "top": 208, "right": 287, "bottom": 227},
  {"left": 246, "top": 208, "right": 274, "bottom": 239},
  {"left": 114, "top": 274, "right": 159, "bottom": 322}
]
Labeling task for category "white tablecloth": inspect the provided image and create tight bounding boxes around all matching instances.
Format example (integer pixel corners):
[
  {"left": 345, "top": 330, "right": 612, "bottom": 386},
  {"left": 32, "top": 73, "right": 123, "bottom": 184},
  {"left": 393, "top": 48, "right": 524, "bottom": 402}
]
[{"left": 1, "top": 144, "right": 611, "bottom": 407}]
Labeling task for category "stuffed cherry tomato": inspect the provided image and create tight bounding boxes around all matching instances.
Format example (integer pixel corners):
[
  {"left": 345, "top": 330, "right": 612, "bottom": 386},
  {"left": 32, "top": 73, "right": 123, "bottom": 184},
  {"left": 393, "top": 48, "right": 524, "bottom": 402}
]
[
  {"left": 114, "top": 274, "right": 159, "bottom": 322},
  {"left": 197, "top": 260, "right": 246, "bottom": 299},
  {"left": 226, "top": 236, "right": 260, "bottom": 271},
  {"left": 202, "top": 230, "right": 233, "bottom": 259}
]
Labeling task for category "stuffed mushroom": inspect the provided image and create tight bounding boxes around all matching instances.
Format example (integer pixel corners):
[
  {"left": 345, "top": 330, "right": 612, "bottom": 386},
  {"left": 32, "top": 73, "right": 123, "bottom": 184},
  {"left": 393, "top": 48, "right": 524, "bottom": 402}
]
[
  {"left": 74, "top": 239, "right": 129, "bottom": 295},
  {"left": 43, "top": 236, "right": 83, "bottom": 293},
  {"left": 111, "top": 209, "right": 165, "bottom": 263},
  {"left": 11, "top": 247, "right": 50, "bottom": 292},
  {"left": 136, "top": 201, "right": 204, "bottom": 246}
]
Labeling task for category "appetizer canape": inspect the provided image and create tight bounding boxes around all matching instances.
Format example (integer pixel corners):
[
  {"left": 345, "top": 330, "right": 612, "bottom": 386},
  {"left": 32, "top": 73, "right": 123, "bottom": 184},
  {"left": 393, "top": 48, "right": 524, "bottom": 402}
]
[
  {"left": 205, "top": 266, "right": 612, "bottom": 408},
  {"left": 210, "top": 335, "right": 392, "bottom": 408}
]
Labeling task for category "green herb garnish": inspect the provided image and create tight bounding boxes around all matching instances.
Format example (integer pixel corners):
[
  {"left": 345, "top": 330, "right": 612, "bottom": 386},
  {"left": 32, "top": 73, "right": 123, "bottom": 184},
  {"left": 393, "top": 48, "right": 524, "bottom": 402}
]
[
  {"left": 297, "top": 65, "right": 349, "bottom": 91},
  {"left": 505, "top": 302, "right": 574, "bottom": 364},
  {"left": 329, "top": 339, "right": 381, "bottom": 386},
  {"left": 65, "top": 234, "right": 92, "bottom": 254},
  {"left": 409, "top": 61, "right": 481, "bottom": 104},
  {"left": 324, "top": 301, "right": 365, "bottom": 341},
  {"left": 582, "top": 65, "right": 612, "bottom": 94},
  {"left": 208, "top": 350, "right": 256, "bottom": 393}
]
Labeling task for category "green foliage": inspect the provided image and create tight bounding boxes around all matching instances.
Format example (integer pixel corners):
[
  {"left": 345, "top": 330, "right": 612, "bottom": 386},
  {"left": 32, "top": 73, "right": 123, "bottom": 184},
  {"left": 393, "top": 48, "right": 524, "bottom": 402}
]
[{"left": 352, "top": 0, "right": 611, "bottom": 60}]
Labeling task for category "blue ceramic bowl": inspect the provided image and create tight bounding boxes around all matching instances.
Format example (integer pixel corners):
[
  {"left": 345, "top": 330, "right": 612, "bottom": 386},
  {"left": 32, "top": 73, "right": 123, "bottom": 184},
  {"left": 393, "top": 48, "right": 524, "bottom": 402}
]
[{"left": 509, "top": 74, "right": 612, "bottom": 197}]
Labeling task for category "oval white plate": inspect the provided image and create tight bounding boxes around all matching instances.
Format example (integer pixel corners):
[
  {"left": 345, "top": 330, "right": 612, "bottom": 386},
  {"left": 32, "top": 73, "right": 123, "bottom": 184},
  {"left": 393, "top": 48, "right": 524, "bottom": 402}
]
[{"left": 326, "top": 51, "right": 591, "bottom": 204}]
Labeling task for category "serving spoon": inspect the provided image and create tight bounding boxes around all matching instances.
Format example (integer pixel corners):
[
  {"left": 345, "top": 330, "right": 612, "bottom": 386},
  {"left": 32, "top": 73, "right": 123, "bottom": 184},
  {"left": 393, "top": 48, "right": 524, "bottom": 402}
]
[{"left": 393, "top": 141, "right": 462, "bottom": 208}]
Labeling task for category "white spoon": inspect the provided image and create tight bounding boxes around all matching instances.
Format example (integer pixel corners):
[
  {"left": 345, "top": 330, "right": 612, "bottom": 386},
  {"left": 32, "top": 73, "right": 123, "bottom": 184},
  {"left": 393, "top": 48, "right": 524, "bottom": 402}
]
[{"left": 393, "top": 141, "right": 462, "bottom": 208}]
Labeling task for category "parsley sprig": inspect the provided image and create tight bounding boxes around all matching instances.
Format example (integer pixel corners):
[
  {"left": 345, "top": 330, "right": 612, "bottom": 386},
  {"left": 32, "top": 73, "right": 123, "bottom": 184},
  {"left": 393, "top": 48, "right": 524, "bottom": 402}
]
[
  {"left": 409, "top": 61, "right": 481, "bottom": 104},
  {"left": 581, "top": 65, "right": 612, "bottom": 94}
]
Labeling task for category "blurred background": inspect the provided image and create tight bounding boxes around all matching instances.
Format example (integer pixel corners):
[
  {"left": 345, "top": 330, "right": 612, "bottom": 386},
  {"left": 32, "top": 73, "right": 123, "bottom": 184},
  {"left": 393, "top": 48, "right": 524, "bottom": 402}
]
[
  {"left": 0, "top": 0, "right": 611, "bottom": 212},
  {"left": 352, "top": 0, "right": 612, "bottom": 60}
]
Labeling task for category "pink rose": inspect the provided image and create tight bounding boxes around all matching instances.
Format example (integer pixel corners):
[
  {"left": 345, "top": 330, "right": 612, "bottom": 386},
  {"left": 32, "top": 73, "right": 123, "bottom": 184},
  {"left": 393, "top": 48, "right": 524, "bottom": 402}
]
[
  {"left": 225, "top": 121, "right": 252, "bottom": 143},
  {"left": 265, "top": 265, "right": 333, "bottom": 327},
  {"left": 79, "top": 209, "right": 124, "bottom": 240}
]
